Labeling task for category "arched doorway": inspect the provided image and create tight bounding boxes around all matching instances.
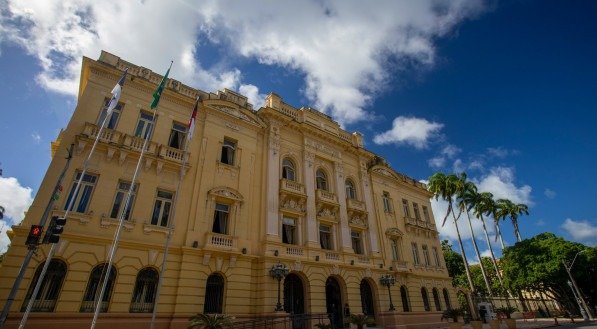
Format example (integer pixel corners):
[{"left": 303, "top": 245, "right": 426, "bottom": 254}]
[
  {"left": 325, "top": 277, "right": 344, "bottom": 329},
  {"left": 284, "top": 273, "right": 305, "bottom": 329},
  {"left": 360, "top": 279, "right": 376, "bottom": 321}
]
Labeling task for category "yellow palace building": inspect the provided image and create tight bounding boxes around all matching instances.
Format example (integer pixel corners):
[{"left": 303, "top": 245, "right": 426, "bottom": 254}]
[{"left": 0, "top": 51, "right": 455, "bottom": 329}]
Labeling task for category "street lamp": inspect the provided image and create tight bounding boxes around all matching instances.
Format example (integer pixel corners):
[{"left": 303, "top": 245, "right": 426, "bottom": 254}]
[
  {"left": 270, "top": 262, "right": 289, "bottom": 312},
  {"left": 562, "top": 250, "right": 592, "bottom": 321},
  {"left": 380, "top": 274, "right": 396, "bottom": 311}
]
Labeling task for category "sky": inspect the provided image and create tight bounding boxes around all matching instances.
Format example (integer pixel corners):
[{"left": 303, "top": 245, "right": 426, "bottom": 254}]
[{"left": 0, "top": 0, "right": 596, "bottom": 259}]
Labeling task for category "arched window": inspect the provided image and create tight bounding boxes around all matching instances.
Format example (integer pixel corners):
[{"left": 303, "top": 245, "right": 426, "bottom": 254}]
[
  {"left": 282, "top": 158, "right": 296, "bottom": 181},
  {"left": 316, "top": 169, "right": 328, "bottom": 191},
  {"left": 400, "top": 285, "right": 410, "bottom": 312},
  {"left": 432, "top": 288, "right": 442, "bottom": 311},
  {"left": 81, "top": 264, "right": 117, "bottom": 312},
  {"left": 130, "top": 267, "right": 158, "bottom": 313},
  {"left": 21, "top": 259, "right": 67, "bottom": 312},
  {"left": 421, "top": 287, "right": 430, "bottom": 311},
  {"left": 443, "top": 288, "right": 452, "bottom": 309},
  {"left": 204, "top": 274, "right": 225, "bottom": 314},
  {"left": 345, "top": 179, "right": 356, "bottom": 199}
]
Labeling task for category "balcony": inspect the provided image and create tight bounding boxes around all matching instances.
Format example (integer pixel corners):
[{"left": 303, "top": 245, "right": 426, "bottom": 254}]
[
  {"left": 82, "top": 122, "right": 122, "bottom": 144},
  {"left": 280, "top": 179, "right": 305, "bottom": 195},
  {"left": 346, "top": 198, "right": 366, "bottom": 212},
  {"left": 316, "top": 189, "right": 337, "bottom": 204},
  {"left": 205, "top": 232, "right": 236, "bottom": 250},
  {"left": 391, "top": 260, "right": 409, "bottom": 272},
  {"left": 122, "top": 134, "right": 158, "bottom": 154},
  {"left": 286, "top": 246, "right": 304, "bottom": 256},
  {"left": 356, "top": 256, "right": 370, "bottom": 264},
  {"left": 325, "top": 252, "right": 340, "bottom": 261},
  {"left": 158, "top": 145, "right": 187, "bottom": 163},
  {"left": 80, "top": 301, "right": 108, "bottom": 313},
  {"left": 130, "top": 301, "right": 154, "bottom": 313}
]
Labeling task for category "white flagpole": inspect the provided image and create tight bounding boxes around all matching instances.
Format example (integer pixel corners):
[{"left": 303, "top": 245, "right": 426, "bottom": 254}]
[
  {"left": 149, "top": 97, "right": 200, "bottom": 329},
  {"left": 91, "top": 62, "right": 172, "bottom": 329},
  {"left": 19, "top": 69, "right": 128, "bottom": 329}
]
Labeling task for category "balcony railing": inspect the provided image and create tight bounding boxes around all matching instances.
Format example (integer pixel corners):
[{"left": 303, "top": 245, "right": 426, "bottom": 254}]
[
  {"left": 130, "top": 301, "right": 154, "bottom": 313},
  {"left": 80, "top": 301, "right": 108, "bottom": 313},
  {"left": 206, "top": 232, "right": 235, "bottom": 248},
  {"left": 357, "top": 256, "right": 370, "bottom": 264},
  {"left": 83, "top": 122, "right": 122, "bottom": 144},
  {"left": 24, "top": 299, "right": 56, "bottom": 312},
  {"left": 280, "top": 179, "right": 305, "bottom": 195},
  {"left": 159, "top": 145, "right": 186, "bottom": 162},
  {"left": 392, "top": 260, "right": 409, "bottom": 271},
  {"left": 122, "top": 134, "right": 158, "bottom": 154},
  {"left": 405, "top": 217, "right": 417, "bottom": 226},
  {"left": 346, "top": 198, "right": 366, "bottom": 212},
  {"left": 316, "top": 189, "right": 337, "bottom": 204},
  {"left": 286, "top": 246, "right": 304, "bottom": 256},
  {"left": 325, "top": 252, "right": 340, "bottom": 261},
  {"left": 417, "top": 219, "right": 427, "bottom": 228}
]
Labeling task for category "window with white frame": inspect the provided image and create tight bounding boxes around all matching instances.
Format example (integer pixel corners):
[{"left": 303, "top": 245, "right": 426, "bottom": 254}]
[
  {"left": 422, "top": 205, "right": 431, "bottom": 222},
  {"left": 110, "top": 180, "right": 137, "bottom": 220},
  {"left": 134, "top": 111, "right": 154, "bottom": 140},
  {"left": 97, "top": 98, "right": 123, "bottom": 130},
  {"left": 316, "top": 169, "right": 328, "bottom": 191},
  {"left": 432, "top": 247, "right": 441, "bottom": 267},
  {"left": 282, "top": 216, "right": 298, "bottom": 245},
  {"left": 220, "top": 138, "right": 236, "bottom": 165},
  {"left": 422, "top": 244, "right": 431, "bottom": 266},
  {"left": 64, "top": 172, "right": 98, "bottom": 213},
  {"left": 345, "top": 179, "right": 356, "bottom": 199},
  {"left": 212, "top": 203, "right": 230, "bottom": 234},
  {"left": 411, "top": 242, "right": 420, "bottom": 265},
  {"left": 150, "top": 190, "right": 173, "bottom": 227},
  {"left": 319, "top": 224, "right": 333, "bottom": 250},
  {"left": 351, "top": 230, "right": 364, "bottom": 255},
  {"left": 382, "top": 191, "right": 392, "bottom": 212},
  {"left": 282, "top": 158, "right": 296, "bottom": 181},
  {"left": 168, "top": 122, "right": 187, "bottom": 149},
  {"left": 413, "top": 202, "right": 421, "bottom": 220}
]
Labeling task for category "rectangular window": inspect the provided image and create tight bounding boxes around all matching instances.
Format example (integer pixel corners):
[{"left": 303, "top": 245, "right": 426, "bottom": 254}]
[
  {"left": 220, "top": 138, "right": 236, "bottom": 165},
  {"left": 351, "top": 231, "right": 363, "bottom": 255},
  {"left": 212, "top": 203, "right": 229, "bottom": 234},
  {"left": 110, "top": 181, "right": 138, "bottom": 220},
  {"left": 411, "top": 242, "right": 420, "bottom": 265},
  {"left": 168, "top": 122, "right": 187, "bottom": 149},
  {"left": 402, "top": 199, "right": 410, "bottom": 218},
  {"left": 413, "top": 202, "right": 421, "bottom": 220},
  {"left": 134, "top": 111, "right": 155, "bottom": 140},
  {"left": 422, "top": 245, "right": 431, "bottom": 266},
  {"left": 282, "top": 216, "right": 297, "bottom": 245},
  {"left": 319, "top": 224, "right": 333, "bottom": 250},
  {"left": 97, "top": 98, "right": 123, "bottom": 130},
  {"left": 422, "top": 206, "right": 431, "bottom": 222},
  {"left": 390, "top": 239, "right": 400, "bottom": 260},
  {"left": 382, "top": 192, "right": 392, "bottom": 212},
  {"left": 64, "top": 172, "right": 98, "bottom": 213},
  {"left": 150, "top": 190, "right": 173, "bottom": 227},
  {"left": 432, "top": 247, "right": 441, "bottom": 267}
]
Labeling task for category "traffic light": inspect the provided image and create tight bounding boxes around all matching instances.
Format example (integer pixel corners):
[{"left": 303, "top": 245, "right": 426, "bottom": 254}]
[
  {"left": 43, "top": 216, "right": 66, "bottom": 244},
  {"left": 26, "top": 225, "right": 43, "bottom": 246}
]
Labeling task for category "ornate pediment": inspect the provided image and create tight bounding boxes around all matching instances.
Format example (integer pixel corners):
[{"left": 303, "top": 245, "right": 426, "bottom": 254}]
[
  {"left": 371, "top": 167, "right": 399, "bottom": 180},
  {"left": 208, "top": 104, "right": 262, "bottom": 127},
  {"left": 208, "top": 186, "right": 243, "bottom": 202},
  {"left": 385, "top": 227, "right": 404, "bottom": 238}
]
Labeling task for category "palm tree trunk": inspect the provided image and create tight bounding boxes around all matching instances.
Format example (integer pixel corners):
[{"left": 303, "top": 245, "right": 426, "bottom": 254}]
[
  {"left": 512, "top": 219, "right": 522, "bottom": 242},
  {"left": 479, "top": 215, "right": 503, "bottom": 284},
  {"left": 494, "top": 220, "right": 506, "bottom": 250},
  {"left": 465, "top": 210, "right": 492, "bottom": 297},
  {"left": 450, "top": 205, "right": 477, "bottom": 304}
]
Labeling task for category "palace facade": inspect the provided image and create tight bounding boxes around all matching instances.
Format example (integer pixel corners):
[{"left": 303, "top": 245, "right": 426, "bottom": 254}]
[{"left": 0, "top": 51, "right": 454, "bottom": 329}]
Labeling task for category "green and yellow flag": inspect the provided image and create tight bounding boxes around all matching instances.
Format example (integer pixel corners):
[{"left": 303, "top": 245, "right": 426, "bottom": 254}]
[{"left": 150, "top": 61, "right": 173, "bottom": 109}]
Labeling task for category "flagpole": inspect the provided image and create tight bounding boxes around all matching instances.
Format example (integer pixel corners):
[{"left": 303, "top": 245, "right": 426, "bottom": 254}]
[
  {"left": 18, "top": 68, "right": 128, "bottom": 329},
  {"left": 149, "top": 96, "right": 201, "bottom": 329},
  {"left": 90, "top": 62, "right": 173, "bottom": 329}
]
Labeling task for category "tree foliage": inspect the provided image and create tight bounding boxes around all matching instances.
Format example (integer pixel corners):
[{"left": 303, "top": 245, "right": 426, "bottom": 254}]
[
  {"left": 441, "top": 240, "right": 467, "bottom": 287},
  {"left": 500, "top": 232, "right": 597, "bottom": 313}
]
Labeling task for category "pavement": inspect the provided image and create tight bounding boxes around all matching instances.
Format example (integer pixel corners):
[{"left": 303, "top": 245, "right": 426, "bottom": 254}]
[{"left": 435, "top": 318, "right": 597, "bottom": 329}]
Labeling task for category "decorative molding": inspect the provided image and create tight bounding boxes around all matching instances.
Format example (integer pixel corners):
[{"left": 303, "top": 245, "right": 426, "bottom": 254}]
[
  {"left": 385, "top": 227, "right": 404, "bottom": 237},
  {"left": 208, "top": 186, "right": 244, "bottom": 203}
]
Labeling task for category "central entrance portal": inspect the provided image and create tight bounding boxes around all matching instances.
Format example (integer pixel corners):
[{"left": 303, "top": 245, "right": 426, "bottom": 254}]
[
  {"left": 325, "top": 277, "right": 344, "bottom": 329},
  {"left": 284, "top": 273, "right": 305, "bottom": 329}
]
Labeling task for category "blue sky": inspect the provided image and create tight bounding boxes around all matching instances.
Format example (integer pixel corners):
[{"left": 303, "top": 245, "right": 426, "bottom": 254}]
[{"left": 0, "top": 0, "right": 596, "bottom": 257}]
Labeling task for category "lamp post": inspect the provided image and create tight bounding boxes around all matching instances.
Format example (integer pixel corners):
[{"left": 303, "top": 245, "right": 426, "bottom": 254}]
[
  {"left": 562, "top": 250, "right": 592, "bottom": 321},
  {"left": 270, "top": 262, "right": 289, "bottom": 312},
  {"left": 380, "top": 274, "right": 396, "bottom": 311}
]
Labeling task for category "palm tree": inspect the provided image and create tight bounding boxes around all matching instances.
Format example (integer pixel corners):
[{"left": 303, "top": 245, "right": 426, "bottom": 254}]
[
  {"left": 428, "top": 173, "right": 476, "bottom": 298},
  {"left": 496, "top": 199, "right": 529, "bottom": 243},
  {"left": 491, "top": 199, "right": 509, "bottom": 251},
  {"left": 457, "top": 173, "right": 493, "bottom": 298},
  {"left": 188, "top": 314, "right": 234, "bottom": 329}
]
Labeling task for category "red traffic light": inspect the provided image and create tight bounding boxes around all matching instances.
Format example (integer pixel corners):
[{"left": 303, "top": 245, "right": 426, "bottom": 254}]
[{"left": 30, "top": 225, "right": 43, "bottom": 237}]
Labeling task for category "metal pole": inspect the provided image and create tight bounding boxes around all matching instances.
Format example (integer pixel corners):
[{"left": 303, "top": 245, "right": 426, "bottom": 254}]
[
  {"left": 387, "top": 285, "right": 395, "bottom": 311},
  {"left": 0, "top": 145, "right": 74, "bottom": 328},
  {"left": 562, "top": 258, "right": 592, "bottom": 320}
]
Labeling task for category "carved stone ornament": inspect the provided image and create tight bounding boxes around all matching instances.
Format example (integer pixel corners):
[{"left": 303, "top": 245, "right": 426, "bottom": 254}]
[
  {"left": 208, "top": 186, "right": 244, "bottom": 202},
  {"left": 385, "top": 227, "right": 404, "bottom": 237},
  {"left": 372, "top": 167, "right": 398, "bottom": 180},
  {"left": 317, "top": 207, "right": 336, "bottom": 219},
  {"left": 282, "top": 198, "right": 306, "bottom": 213},
  {"left": 349, "top": 216, "right": 366, "bottom": 227}
]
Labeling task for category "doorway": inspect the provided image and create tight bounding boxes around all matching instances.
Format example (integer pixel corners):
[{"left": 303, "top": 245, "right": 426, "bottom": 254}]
[
  {"left": 325, "top": 276, "right": 344, "bottom": 329},
  {"left": 284, "top": 273, "right": 305, "bottom": 329}
]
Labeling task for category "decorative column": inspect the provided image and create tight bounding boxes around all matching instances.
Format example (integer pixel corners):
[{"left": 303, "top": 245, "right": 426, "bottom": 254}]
[
  {"left": 303, "top": 150, "right": 319, "bottom": 248},
  {"left": 266, "top": 124, "right": 281, "bottom": 240},
  {"left": 334, "top": 161, "right": 352, "bottom": 252},
  {"left": 360, "top": 160, "right": 380, "bottom": 254}
]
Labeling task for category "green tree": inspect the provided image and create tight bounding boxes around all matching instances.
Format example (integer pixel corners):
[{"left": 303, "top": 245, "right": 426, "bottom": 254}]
[
  {"left": 496, "top": 199, "right": 529, "bottom": 243},
  {"left": 188, "top": 314, "right": 234, "bottom": 329},
  {"left": 500, "top": 233, "right": 597, "bottom": 314},
  {"left": 441, "top": 240, "right": 468, "bottom": 288}
]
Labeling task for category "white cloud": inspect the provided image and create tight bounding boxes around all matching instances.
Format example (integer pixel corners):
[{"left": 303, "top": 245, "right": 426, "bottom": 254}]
[
  {"left": 544, "top": 188, "right": 556, "bottom": 199},
  {"left": 0, "top": 177, "right": 34, "bottom": 252},
  {"left": 468, "top": 160, "right": 484, "bottom": 171},
  {"left": 373, "top": 116, "right": 443, "bottom": 149},
  {"left": 428, "top": 156, "right": 446, "bottom": 168},
  {"left": 452, "top": 158, "right": 465, "bottom": 173},
  {"left": 31, "top": 132, "right": 41, "bottom": 144},
  {"left": 442, "top": 144, "right": 461, "bottom": 158},
  {"left": 561, "top": 218, "right": 597, "bottom": 246},
  {"left": 0, "top": 0, "right": 486, "bottom": 125},
  {"left": 239, "top": 84, "right": 266, "bottom": 109},
  {"left": 475, "top": 167, "right": 532, "bottom": 205},
  {"left": 487, "top": 147, "right": 509, "bottom": 158}
]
